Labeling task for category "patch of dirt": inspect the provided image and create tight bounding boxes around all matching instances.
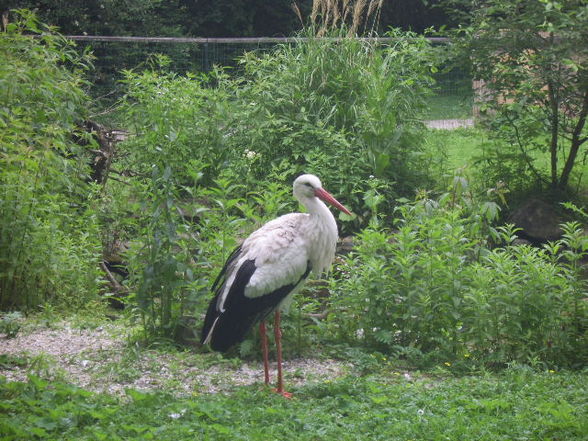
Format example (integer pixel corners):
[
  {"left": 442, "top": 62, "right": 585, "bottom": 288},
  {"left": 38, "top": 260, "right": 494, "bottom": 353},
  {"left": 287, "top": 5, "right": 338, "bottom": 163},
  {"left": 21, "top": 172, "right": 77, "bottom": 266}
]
[{"left": 0, "top": 322, "right": 349, "bottom": 396}]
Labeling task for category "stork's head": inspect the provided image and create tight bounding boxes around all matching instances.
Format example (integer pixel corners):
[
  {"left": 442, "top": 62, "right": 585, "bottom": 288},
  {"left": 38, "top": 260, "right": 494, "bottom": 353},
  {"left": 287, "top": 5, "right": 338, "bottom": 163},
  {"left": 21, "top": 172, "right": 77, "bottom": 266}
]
[{"left": 293, "top": 174, "right": 351, "bottom": 215}]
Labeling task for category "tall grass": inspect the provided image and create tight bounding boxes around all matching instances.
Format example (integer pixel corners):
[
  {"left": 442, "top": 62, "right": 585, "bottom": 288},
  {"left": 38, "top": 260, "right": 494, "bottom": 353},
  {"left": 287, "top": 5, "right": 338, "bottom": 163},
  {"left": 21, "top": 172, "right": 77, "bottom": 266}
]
[
  {"left": 232, "top": 27, "right": 438, "bottom": 227},
  {"left": 303, "top": 0, "right": 384, "bottom": 36},
  {"left": 0, "top": 11, "right": 102, "bottom": 310}
]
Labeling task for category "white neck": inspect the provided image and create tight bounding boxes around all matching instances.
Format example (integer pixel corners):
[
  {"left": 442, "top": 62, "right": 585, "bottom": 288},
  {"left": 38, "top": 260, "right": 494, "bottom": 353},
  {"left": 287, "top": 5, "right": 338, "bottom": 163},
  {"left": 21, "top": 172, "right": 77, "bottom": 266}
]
[
  {"left": 303, "top": 196, "right": 333, "bottom": 219},
  {"left": 300, "top": 196, "right": 339, "bottom": 275}
]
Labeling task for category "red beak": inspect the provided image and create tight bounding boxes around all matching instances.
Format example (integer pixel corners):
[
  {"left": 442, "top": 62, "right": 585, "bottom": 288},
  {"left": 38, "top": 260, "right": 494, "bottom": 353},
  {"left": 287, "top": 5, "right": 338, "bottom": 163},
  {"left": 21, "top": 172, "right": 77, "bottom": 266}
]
[{"left": 314, "top": 188, "right": 352, "bottom": 215}]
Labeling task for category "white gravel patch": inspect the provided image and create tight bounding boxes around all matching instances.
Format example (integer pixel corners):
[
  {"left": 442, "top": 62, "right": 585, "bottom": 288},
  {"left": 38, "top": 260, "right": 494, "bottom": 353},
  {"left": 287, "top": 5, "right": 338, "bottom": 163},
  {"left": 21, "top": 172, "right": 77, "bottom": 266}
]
[
  {"left": 0, "top": 322, "right": 349, "bottom": 396},
  {"left": 425, "top": 119, "right": 474, "bottom": 129}
]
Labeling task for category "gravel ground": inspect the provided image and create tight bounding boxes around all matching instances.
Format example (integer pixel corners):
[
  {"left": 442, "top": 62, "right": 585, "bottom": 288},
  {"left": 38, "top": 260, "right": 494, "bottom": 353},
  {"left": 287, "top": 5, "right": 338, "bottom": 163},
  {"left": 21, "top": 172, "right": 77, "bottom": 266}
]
[{"left": 0, "top": 322, "right": 349, "bottom": 396}]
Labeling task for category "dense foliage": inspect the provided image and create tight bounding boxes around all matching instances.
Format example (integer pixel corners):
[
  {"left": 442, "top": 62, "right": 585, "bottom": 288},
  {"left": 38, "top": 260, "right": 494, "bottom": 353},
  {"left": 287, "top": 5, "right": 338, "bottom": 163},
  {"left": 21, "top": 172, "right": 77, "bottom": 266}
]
[
  {"left": 0, "top": 12, "right": 102, "bottom": 310},
  {"left": 114, "top": 29, "right": 442, "bottom": 340},
  {"left": 1, "top": 9, "right": 587, "bottom": 441},
  {"left": 120, "top": 30, "right": 437, "bottom": 228},
  {"left": 328, "top": 189, "right": 588, "bottom": 369}
]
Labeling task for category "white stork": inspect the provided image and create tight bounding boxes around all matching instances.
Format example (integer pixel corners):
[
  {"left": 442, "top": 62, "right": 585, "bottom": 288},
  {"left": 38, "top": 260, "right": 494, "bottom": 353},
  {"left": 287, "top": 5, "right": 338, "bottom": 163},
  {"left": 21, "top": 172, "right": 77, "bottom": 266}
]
[{"left": 201, "top": 174, "right": 351, "bottom": 397}]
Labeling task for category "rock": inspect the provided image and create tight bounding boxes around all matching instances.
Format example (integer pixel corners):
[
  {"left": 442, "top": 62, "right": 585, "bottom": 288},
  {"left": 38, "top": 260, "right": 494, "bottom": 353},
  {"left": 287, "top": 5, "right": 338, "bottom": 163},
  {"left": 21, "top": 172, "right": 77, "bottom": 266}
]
[
  {"left": 337, "top": 236, "right": 355, "bottom": 254},
  {"left": 508, "top": 198, "right": 563, "bottom": 243}
]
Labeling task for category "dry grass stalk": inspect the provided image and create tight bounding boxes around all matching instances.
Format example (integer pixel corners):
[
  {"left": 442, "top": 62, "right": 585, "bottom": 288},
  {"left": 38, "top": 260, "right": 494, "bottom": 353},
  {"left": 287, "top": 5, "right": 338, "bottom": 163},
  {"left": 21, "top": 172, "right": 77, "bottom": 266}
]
[
  {"left": 331, "top": 0, "right": 341, "bottom": 28},
  {"left": 298, "top": 0, "right": 383, "bottom": 36},
  {"left": 342, "top": 0, "right": 352, "bottom": 23},
  {"left": 365, "top": 0, "right": 384, "bottom": 35},
  {"left": 291, "top": 2, "right": 304, "bottom": 26},
  {"left": 350, "top": 0, "right": 367, "bottom": 36},
  {"left": 310, "top": 0, "right": 320, "bottom": 24}
]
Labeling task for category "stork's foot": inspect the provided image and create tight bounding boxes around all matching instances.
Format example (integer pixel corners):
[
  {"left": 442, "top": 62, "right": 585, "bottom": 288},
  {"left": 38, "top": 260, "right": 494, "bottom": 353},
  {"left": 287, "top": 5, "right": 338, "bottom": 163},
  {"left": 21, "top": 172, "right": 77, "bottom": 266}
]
[{"left": 273, "top": 388, "right": 293, "bottom": 399}]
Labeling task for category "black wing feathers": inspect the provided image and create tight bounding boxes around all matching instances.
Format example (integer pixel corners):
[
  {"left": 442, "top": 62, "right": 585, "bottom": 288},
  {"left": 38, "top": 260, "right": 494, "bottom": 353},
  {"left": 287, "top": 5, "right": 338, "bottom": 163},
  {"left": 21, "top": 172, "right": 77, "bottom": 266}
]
[
  {"left": 211, "top": 245, "right": 242, "bottom": 292},
  {"left": 201, "top": 257, "right": 312, "bottom": 352},
  {"left": 200, "top": 245, "right": 242, "bottom": 345}
]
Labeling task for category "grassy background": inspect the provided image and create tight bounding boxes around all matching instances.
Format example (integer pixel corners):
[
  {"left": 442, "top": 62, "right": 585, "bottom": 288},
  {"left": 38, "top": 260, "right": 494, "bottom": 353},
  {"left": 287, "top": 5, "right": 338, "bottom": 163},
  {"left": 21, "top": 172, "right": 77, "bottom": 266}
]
[
  {"left": 425, "top": 94, "right": 473, "bottom": 120},
  {"left": 424, "top": 128, "right": 588, "bottom": 190}
]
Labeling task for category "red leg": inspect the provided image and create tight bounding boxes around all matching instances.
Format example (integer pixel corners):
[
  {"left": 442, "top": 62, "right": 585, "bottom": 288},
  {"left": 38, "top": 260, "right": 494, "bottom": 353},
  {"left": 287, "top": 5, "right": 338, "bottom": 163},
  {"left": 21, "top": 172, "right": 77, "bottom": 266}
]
[
  {"left": 273, "top": 310, "right": 292, "bottom": 398},
  {"left": 259, "top": 321, "right": 270, "bottom": 385}
]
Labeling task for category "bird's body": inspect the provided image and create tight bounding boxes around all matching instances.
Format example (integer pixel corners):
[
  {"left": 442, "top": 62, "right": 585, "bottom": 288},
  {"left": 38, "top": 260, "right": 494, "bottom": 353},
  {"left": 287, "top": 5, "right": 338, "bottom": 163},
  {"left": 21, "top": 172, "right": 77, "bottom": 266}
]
[{"left": 201, "top": 174, "right": 350, "bottom": 396}]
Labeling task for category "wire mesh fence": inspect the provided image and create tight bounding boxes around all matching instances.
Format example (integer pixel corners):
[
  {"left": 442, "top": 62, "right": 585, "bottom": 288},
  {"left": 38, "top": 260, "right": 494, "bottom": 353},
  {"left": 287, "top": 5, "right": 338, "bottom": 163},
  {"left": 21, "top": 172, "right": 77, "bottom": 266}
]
[{"left": 74, "top": 36, "right": 473, "bottom": 125}]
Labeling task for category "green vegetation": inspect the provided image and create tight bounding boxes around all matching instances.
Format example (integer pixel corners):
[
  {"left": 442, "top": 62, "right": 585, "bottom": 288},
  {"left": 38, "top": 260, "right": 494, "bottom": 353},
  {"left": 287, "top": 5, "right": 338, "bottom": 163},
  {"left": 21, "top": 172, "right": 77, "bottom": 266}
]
[
  {"left": 110, "top": 26, "right": 441, "bottom": 341},
  {"left": 448, "top": 0, "right": 588, "bottom": 191},
  {"left": 1, "top": 369, "right": 586, "bottom": 440},
  {"left": 1, "top": 7, "right": 587, "bottom": 440},
  {"left": 119, "top": 28, "right": 438, "bottom": 223},
  {"left": 0, "top": 11, "right": 102, "bottom": 310},
  {"left": 329, "top": 195, "right": 587, "bottom": 369}
]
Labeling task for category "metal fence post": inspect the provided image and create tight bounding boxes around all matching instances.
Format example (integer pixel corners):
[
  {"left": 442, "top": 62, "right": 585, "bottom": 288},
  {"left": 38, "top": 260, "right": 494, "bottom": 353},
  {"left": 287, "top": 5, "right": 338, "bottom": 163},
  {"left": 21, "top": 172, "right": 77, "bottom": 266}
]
[{"left": 204, "top": 41, "right": 209, "bottom": 72}]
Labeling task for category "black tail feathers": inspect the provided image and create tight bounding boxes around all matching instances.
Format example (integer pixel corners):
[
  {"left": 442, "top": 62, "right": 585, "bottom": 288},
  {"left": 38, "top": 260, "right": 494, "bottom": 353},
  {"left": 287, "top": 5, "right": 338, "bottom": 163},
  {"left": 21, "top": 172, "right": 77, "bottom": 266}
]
[{"left": 201, "top": 309, "right": 259, "bottom": 352}]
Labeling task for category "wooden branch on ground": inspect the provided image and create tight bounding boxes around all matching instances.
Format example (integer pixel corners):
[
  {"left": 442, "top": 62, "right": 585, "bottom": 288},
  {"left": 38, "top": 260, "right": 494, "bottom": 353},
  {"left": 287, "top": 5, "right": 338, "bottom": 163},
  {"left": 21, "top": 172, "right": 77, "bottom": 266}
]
[{"left": 100, "top": 261, "right": 128, "bottom": 293}]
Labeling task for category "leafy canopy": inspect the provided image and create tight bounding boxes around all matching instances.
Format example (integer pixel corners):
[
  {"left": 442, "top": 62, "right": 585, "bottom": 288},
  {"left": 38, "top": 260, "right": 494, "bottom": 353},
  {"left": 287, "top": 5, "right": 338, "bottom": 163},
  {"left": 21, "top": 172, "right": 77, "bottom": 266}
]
[{"left": 448, "top": 0, "right": 588, "bottom": 191}]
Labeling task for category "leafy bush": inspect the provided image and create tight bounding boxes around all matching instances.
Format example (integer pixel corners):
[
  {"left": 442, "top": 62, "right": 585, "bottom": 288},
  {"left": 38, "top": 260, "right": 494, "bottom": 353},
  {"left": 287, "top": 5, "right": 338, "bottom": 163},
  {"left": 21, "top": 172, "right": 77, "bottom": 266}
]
[
  {"left": 328, "top": 188, "right": 587, "bottom": 369},
  {"left": 232, "top": 28, "right": 438, "bottom": 224},
  {"left": 118, "top": 29, "right": 438, "bottom": 231},
  {"left": 125, "top": 166, "right": 197, "bottom": 340},
  {"left": 0, "top": 11, "right": 102, "bottom": 310},
  {"left": 463, "top": 224, "right": 587, "bottom": 368},
  {"left": 119, "top": 61, "right": 234, "bottom": 186}
]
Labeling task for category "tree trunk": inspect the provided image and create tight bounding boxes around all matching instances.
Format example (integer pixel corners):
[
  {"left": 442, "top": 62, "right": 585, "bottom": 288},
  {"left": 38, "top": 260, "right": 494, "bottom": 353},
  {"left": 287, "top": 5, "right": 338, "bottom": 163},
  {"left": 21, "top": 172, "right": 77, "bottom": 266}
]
[
  {"left": 547, "top": 80, "right": 559, "bottom": 188},
  {"left": 559, "top": 89, "right": 588, "bottom": 189}
]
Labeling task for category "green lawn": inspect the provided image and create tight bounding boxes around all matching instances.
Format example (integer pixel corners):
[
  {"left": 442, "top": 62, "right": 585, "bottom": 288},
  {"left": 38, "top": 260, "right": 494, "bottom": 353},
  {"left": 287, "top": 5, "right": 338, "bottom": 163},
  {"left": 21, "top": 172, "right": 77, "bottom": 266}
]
[
  {"left": 1, "top": 368, "right": 586, "bottom": 440},
  {"left": 424, "top": 127, "right": 588, "bottom": 191},
  {"left": 424, "top": 127, "right": 486, "bottom": 169},
  {"left": 425, "top": 94, "right": 474, "bottom": 120}
]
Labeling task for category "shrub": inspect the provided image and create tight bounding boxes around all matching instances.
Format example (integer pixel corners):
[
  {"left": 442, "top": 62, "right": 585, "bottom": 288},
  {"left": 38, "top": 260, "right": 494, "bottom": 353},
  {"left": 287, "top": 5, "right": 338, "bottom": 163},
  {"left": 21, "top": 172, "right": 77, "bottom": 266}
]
[
  {"left": 0, "top": 11, "right": 102, "bottom": 310},
  {"left": 328, "top": 189, "right": 587, "bottom": 369},
  {"left": 233, "top": 28, "right": 438, "bottom": 225},
  {"left": 119, "top": 62, "right": 235, "bottom": 187},
  {"left": 463, "top": 231, "right": 587, "bottom": 368},
  {"left": 118, "top": 29, "right": 438, "bottom": 232}
]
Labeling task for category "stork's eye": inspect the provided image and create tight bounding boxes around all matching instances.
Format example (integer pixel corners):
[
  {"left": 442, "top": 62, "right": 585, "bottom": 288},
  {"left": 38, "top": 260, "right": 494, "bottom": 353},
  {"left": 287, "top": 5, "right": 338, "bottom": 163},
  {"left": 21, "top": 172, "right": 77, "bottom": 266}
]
[{"left": 304, "top": 182, "right": 313, "bottom": 188}]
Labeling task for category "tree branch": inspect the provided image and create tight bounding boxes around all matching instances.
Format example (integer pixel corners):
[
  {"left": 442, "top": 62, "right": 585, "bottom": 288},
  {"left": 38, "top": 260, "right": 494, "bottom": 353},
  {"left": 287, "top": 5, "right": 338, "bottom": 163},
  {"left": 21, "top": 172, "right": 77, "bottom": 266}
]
[
  {"left": 503, "top": 111, "right": 548, "bottom": 185},
  {"left": 100, "top": 261, "right": 128, "bottom": 293},
  {"left": 560, "top": 88, "right": 588, "bottom": 188}
]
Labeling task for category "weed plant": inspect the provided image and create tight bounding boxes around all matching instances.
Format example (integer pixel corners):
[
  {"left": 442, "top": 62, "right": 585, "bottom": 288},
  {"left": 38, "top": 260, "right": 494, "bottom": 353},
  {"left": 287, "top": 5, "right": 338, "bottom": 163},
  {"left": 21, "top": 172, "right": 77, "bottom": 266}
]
[
  {"left": 1, "top": 369, "right": 586, "bottom": 440},
  {"left": 126, "top": 166, "right": 196, "bottom": 340}
]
